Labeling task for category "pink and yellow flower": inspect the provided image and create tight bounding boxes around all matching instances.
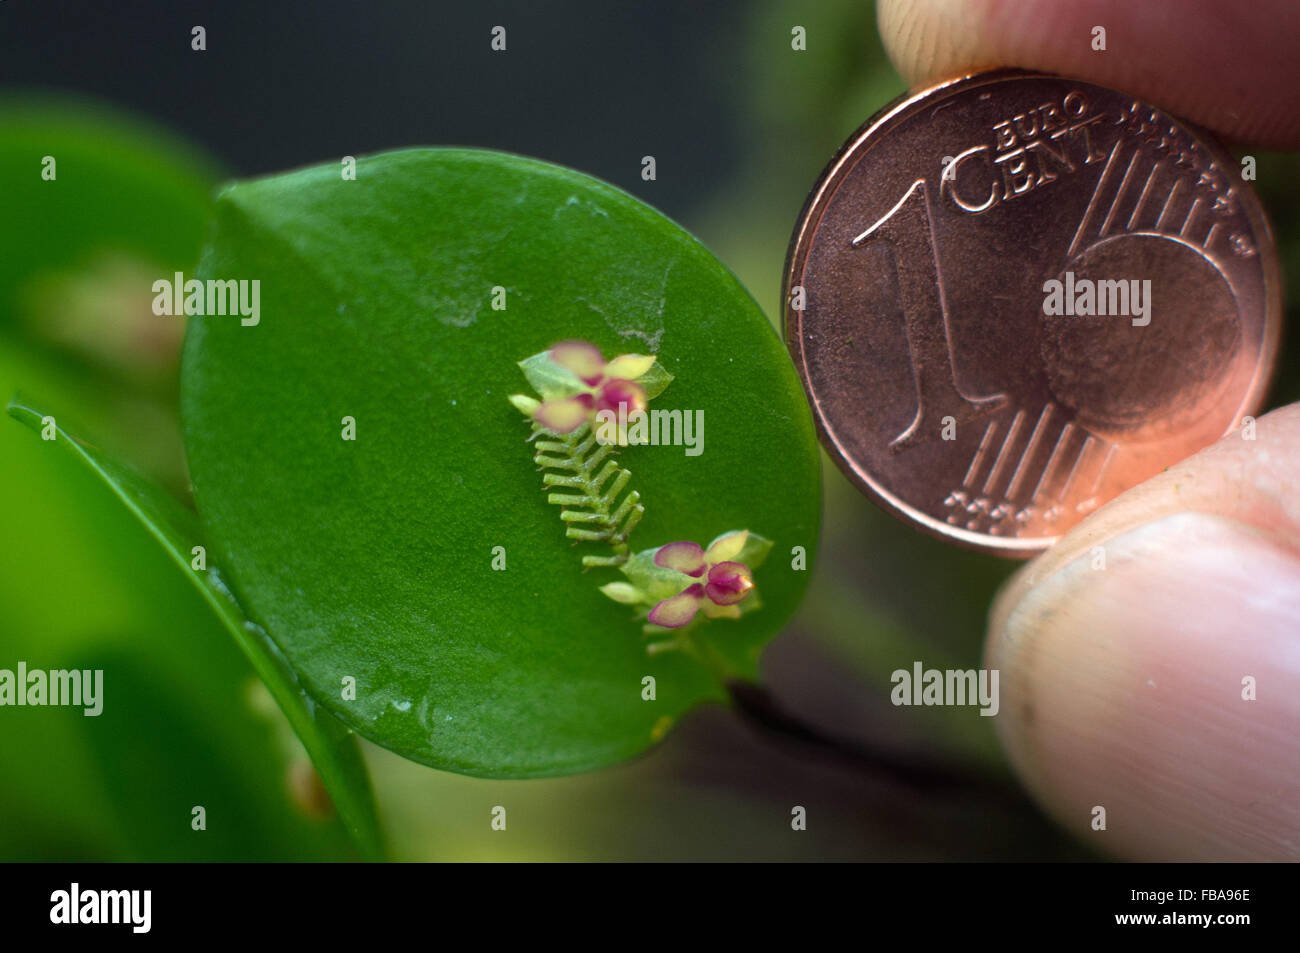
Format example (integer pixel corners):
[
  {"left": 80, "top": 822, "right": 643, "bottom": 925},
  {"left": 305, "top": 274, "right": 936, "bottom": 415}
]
[
  {"left": 600, "top": 530, "right": 772, "bottom": 634},
  {"left": 517, "top": 340, "right": 658, "bottom": 434},
  {"left": 647, "top": 533, "right": 757, "bottom": 628}
]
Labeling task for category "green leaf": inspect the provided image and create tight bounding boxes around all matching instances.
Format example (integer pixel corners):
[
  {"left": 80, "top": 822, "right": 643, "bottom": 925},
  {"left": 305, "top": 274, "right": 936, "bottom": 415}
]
[
  {"left": 180, "top": 147, "right": 822, "bottom": 777},
  {"left": 5, "top": 395, "right": 385, "bottom": 859}
]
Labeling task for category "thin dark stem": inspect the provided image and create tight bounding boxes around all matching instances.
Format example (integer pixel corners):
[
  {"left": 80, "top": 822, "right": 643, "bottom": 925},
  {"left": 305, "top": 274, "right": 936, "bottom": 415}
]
[{"left": 725, "top": 679, "right": 1036, "bottom": 806}]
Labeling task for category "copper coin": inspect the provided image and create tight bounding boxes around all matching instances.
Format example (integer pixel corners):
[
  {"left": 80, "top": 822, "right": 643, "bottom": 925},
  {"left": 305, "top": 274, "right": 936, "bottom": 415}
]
[{"left": 784, "top": 70, "right": 1281, "bottom": 556}]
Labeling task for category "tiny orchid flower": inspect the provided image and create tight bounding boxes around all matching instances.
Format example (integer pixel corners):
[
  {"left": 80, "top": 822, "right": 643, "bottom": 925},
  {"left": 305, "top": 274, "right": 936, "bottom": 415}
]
[
  {"left": 600, "top": 530, "right": 772, "bottom": 634},
  {"left": 648, "top": 533, "right": 756, "bottom": 628},
  {"left": 511, "top": 340, "right": 660, "bottom": 435}
]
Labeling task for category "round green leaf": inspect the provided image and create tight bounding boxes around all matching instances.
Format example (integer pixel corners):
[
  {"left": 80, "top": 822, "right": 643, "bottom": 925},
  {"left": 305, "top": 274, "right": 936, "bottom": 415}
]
[{"left": 181, "top": 148, "right": 821, "bottom": 777}]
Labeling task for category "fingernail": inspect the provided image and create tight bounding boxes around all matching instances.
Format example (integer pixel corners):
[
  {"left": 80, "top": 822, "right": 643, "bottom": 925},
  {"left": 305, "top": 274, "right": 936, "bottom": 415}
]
[{"left": 989, "top": 511, "right": 1300, "bottom": 860}]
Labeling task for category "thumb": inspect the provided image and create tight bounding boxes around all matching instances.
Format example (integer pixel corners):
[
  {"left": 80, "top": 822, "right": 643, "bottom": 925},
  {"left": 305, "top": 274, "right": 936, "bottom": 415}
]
[
  {"left": 877, "top": 0, "right": 1300, "bottom": 149},
  {"left": 986, "top": 403, "right": 1300, "bottom": 860}
]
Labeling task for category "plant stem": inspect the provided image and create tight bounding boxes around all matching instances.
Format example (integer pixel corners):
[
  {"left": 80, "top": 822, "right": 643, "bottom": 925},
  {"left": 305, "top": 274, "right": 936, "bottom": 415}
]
[{"left": 725, "top": 678, "right": 1035, "bottom": 805}]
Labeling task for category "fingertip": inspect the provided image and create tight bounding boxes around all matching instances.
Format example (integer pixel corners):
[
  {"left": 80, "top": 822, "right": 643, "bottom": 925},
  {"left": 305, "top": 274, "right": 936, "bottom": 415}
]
[
  {"left": 988, "top": 511, "right": 1300, "bottom": 860},
  {"left": 986, "top": 404, "right": 1300, "bottom": 859},
  {"left": 878, "top": 0, "right": 1300, "bottom": 148}
]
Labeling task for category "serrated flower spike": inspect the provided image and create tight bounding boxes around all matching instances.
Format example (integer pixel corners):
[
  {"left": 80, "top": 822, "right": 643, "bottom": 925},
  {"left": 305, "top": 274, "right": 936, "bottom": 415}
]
[
  {"left": 508, "top": 339, "right": 673, "bottom": 435},
  {"left": 601, "top": 530, "right": 774, "bottom": 633},
  {"left": 510, "top": 340, "right": 674, "bottom": 568}
]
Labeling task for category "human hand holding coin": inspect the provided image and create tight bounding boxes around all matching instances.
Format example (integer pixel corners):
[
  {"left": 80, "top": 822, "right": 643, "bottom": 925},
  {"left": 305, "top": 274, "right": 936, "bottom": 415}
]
[{"left": 863, "top": 0, "right": 1300, "bottom": 859}]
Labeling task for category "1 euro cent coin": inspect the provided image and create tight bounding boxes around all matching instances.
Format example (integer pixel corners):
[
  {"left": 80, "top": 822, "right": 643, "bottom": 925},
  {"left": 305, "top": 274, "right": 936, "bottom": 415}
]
[{"left": 784, "top": 70, "right": 1281, "bottom": 556}]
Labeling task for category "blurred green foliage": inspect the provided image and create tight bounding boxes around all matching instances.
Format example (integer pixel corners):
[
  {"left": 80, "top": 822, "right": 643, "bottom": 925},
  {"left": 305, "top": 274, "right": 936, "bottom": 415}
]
[{"left": 0, "top": 101, "right": 360, "bottom": 860}]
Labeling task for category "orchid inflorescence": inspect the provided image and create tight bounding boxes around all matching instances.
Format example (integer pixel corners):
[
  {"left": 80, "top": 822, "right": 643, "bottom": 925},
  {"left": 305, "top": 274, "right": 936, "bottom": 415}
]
[
  {"left": 508, "top": 339, "right": 673, "bottom": 441},
  {"left": 601, "top": 530, "right": 772, "bottom": 634},
  {"left": 508, "top": 339, "right": 771, "bottom": 653}
]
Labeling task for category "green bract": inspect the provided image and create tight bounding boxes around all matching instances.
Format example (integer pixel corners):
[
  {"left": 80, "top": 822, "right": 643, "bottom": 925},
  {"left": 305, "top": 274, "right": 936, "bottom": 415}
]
[
  {"left": 180, "top": 148, "right": 821, "bottom": 777},
  {"left": 517, "top": 349, "right": 588, "bottom": 399}
]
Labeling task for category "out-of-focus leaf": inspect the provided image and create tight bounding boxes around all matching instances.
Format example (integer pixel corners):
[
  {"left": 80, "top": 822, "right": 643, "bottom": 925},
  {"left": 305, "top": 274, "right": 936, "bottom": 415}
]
[
  {"left": 0, "top": 98, "right": 217, "bottom": 331},
  {"left": 7, "top": 395, "right": 384, "bottom": 859}
]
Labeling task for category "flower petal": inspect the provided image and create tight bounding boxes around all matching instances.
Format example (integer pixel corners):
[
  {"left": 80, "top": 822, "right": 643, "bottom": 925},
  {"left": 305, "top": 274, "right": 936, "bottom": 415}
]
[
  {"left": 699, "top": 601, "right": 742, "bottom": 620},
  {"left": 705, "top": 530, "right": 749, "bottom": 563},
  {"left": 654, "top": 541, "right": 706, "bottom": 577},
  {"left": 603, "top": 353, "right": 657, "bottom": 381},
  {"left": 648, "top": 584, "right": 705, "bottom": 628},
  {"left": 705, "top": 560, "right": 754, "bottom": 605},
  {"left": 507, "top": 393, "right": 540, "bottom": 416},
  {"left": 533, "top": 394, "right": 593, "bottom": 433},
  {"left": 599, "top": 581, "right": 644, "bottom": 605},
  {"left": 549, "top": 340, "right": 606, "bottom": 385},
  {"left": 594, "top": 378, "right": 646, "bottom": 416}
]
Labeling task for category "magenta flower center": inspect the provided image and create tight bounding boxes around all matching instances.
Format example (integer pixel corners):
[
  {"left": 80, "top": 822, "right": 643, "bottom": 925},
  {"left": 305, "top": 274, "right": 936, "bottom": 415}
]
[
  {"left": 704, "top": 561, "right": 754, "bottom": 606},
  {"left": 595, "top": 378, "right": 647, "bottom": 416}
]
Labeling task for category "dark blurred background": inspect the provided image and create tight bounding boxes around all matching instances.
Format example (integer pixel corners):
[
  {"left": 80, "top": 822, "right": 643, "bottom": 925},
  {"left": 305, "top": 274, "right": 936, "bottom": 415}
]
[
  {"left": 2, "top": 0, "right": 1295, "bottom": 860},
  {"left": 2, "top": 1, "right": 744, "bottom": 215}
]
